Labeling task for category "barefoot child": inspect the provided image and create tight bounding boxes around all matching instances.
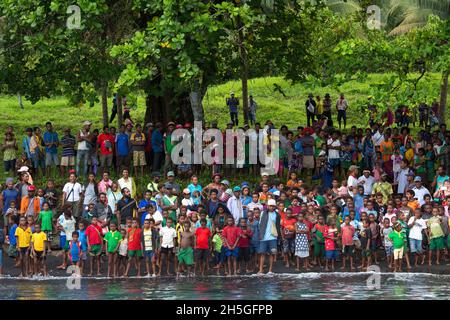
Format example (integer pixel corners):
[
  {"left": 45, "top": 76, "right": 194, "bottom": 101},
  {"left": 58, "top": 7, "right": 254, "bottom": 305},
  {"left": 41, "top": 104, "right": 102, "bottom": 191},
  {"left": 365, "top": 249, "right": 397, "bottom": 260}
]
[
  {"left": 324, "top": 219, "right": 338, "bottom": 271},
  {"left": 195, "top": 218, "right": 212, "bottom": 276},
  {"left": 408, "top": 209, "right": 426, "bottom": 266},
  {"left": 222, "top": 217, "right": 241, "bottom": 276},
  {"left": 104, "top": 222, "right": 122, "bottom": 277},
  {"left": 358, "top": 219, "right": 372, "bottom": 270},
  {"left": 388, "top": 222, "right": 406, "bottom": 272},
  {"left": 340, "top": 216, "right": 355, "bottom": 271},
  {"left": 237, "top": 218, "right": 253, "bottom": 273},
  {"left": 31, "top": 224, "right": 48, "bottom": 276},
  {"left": 142, "top": 219, "right": 158, "bottom": 277},
  {"left": 37, "top": 202, "right": 53, "bottom": 253},
  {"left": 381, "top": 218, "right": 394, "bottom": 269},
  {"left": 125, "top": 218, "right": 143, "bottom": 277},
  {"left": 56, "top": 205, "right": 76, "bottom": 270},
  {"left": 77, "top": 221, "right": 88, "bottom": 275},
  {"left": 15, "top": 216, "right": 31, "bottom": 277},
  {"left": 427, "top": 207, "right": 445, "bottom": 265},
  {"left": 117, "top": 229, "right": 128, "bottom": 276},
  {"left": 8, "top": 215, "right": 20, "bottom": 267},
  {"left": 86, "top": 217, "right": 103, "bottom": 276},
  {"left": 68, "top": 231, "right": 82, "bottom": 267},
  {"left": 159, "top": 217, "right": 177, "bottom": 276},
  {"left": 211, "top": 228, "right": 225, "bottom": 275},
  {"left": 178, "top": 221, "right": 195, "bottom": 277},
  {"left": 281, "top": 209, "right": 296, "bottom": 268},
  {"left": 294, "top": 213, "right": 310, "bottom": 271}
]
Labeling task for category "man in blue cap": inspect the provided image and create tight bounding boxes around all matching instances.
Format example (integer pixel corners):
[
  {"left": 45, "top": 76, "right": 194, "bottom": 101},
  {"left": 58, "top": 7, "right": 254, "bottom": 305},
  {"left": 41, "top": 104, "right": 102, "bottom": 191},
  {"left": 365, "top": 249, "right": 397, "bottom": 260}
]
[{"left": 227, "top": 186, "right": 244, "bottom": 225}]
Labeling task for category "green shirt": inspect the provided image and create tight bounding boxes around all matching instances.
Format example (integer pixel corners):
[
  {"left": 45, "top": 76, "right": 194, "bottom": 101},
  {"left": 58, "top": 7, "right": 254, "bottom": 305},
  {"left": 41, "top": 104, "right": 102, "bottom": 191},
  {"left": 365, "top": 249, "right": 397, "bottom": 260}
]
[
  {"left": 427, "top": 216, "right": 444, "bottom": 239},
  {"left": 388, "top": 230, "right": 405, "bottom": 249},
  {"left": 104, "top": 230, "right": 123, "bottom": 253},
  {"left": 212, "top": 234, "right": 223, "bottom": 252},
  {"left": 38, "top": 210, "right": 53, "bottom": 232},
  {"left": 315, "top": 195, "right": 326, "bottom": 207}
]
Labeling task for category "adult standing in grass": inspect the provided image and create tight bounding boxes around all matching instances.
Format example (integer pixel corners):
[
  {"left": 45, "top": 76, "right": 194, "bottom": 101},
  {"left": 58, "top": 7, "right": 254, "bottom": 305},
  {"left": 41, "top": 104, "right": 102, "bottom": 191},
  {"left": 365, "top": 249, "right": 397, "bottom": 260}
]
[
  {"left": 163, "top": 122, "right": 176, "bottom": 175},
  {"left": 130, "top": 124, "right": 147, "bottom": 179},
  {"left": 22, "top": 128, "right": 33, "bottom": 174},
  {"left": 60, "top": 128, "right": 76, "bottom": 177},
  {"left": 305, "top": 93, "right": 316, "bottom": 127},
  {"left": 30, "top": 127, "right": 45, "bottom": 178},
  {"left": 2, "top": 131, "right": 18, "bottom": 176},
  {"left": 97, "top": 126, "right": 115, "bottom": 175},
  {"left": 226, "top": 92, "right": 239, "bottom": 127},
  {"left": 322, "top": 93, "right": 333, "bottom": 127},
  {"left": 115, "top": 124, "right": 131, "bottom": 174},
  {"left": 249, "top": 95, "right": 257, "bottom": 126},
  {"left": 43, "top": 122, "right": 60, "bottom": 177},
  {"left": 336, "top": 93, "right": 349, "bottom": 130},
  {"left": 151, "top": 122, "right": 164, "bottom": 173},
  {"left": 76, "top": 121, "right": 93, "bottom": 179}
]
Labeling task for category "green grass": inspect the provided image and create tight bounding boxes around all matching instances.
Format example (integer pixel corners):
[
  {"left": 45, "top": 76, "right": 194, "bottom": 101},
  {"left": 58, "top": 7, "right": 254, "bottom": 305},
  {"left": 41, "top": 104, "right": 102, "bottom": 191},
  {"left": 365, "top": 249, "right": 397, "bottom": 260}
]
[{"left": 0, "top": 73, "right": 447, "bottom": 189}]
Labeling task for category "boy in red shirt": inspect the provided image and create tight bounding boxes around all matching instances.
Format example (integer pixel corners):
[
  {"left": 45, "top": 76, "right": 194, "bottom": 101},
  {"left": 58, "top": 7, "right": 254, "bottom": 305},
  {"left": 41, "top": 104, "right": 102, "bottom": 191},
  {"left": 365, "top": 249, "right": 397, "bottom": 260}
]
[
  {"left": 97, "top": 126, "right": 115, "bottom": 174},
  {"left": 340, "top": 216, "right": 356, "bottom": 271},
  {"left": 237, "top": 218, "right": 253, "bottom": 274},
  {"left": 85, "top": 217, "right": 103, "bottom": 276},
  {"left": 222, "top": 217, "right": 242, "bottom": 276},
  {"left": 125, "top": 218, "right": 143, "bottom": 277},
  {"left": 195, "top": 219, "right": 211, "bottom": 276},
  {"left": 281, "top": 208, "right": 297, "bottom": 268}
]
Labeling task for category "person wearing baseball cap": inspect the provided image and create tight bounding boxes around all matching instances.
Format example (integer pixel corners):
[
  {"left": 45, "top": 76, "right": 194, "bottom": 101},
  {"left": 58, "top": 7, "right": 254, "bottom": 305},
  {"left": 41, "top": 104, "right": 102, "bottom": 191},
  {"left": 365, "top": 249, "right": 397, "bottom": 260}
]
[
  {"left": 165, "top": 171, "right": 180, "bottom": 194},
  {"left": 257, "top": 198, "right": 280, "bottom": 274},
  {"left": 412, "top": 176, "right": 431, "bottom": 207},
  {"left": 20, "top": 184, "right": 40, "bottom": 217},
  {"left": 357, "top": 168, "right": 375, "bottom": 196},
  {"left": 76, "top": 120, "right": 93, "bottom": 178},
  {"left": 227, "top": 186, "right": 243, "bottom": 225}
]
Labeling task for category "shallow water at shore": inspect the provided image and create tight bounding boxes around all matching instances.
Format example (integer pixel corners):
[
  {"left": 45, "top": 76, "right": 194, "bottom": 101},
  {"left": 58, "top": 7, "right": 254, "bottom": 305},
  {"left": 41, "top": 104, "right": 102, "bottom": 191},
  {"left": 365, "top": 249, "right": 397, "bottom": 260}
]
[{"left": 0, "top": 272, "right": 449, "bottom": 300}]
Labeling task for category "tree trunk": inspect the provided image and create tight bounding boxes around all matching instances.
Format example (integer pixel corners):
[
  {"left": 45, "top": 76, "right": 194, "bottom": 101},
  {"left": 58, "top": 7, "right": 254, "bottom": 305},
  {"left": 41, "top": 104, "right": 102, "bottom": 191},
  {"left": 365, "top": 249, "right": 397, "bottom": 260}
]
[
  {"left": 117, "top": 95, "right": 123, "bottom": 127},
  {"left": 145, "top": 91, "right": 194, "bottom": 125},
  {"left": 101, "top": 86, "right": 108, "bottom": 127},
  {"left": 189, "top": 79, "right": 205, "bottom": 122},
  {"left": 237, "top": 15, "right": 249, "bottom": 125},
  {"left": 440, "top": 71, "right": 448, "bottom": 125}
]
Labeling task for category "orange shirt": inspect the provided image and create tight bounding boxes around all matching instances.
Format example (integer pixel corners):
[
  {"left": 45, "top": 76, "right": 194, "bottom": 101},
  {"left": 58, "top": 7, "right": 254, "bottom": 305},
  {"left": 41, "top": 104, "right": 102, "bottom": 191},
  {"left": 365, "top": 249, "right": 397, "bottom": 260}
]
[
  {"left": 407, "top": 200, "right": 419, "bottom": 211},
  {"left": 380, "top": 140, "right": 394, "bottom": 163},
  {"left": 20, "top": 196, "right": 41, "bottom": 217}
]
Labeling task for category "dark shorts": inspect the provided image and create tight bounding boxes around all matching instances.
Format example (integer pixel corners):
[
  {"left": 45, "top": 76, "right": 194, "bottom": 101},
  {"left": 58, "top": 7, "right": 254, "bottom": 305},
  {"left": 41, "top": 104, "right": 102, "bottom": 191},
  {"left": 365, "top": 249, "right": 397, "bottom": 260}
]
[
  {"left": 89, "top": 244, "right": 102, "bottom": 256},
  {"left": 19, "top": 247, "right": 29, "bottom": 255},
  {"left": 282, "top": 238, "right": 296, "bottom": 254},
  {"left": 144, "top": 250, "right": 154, "bottom": 260},
  {"left": 249, "top": 241, "right": 260, "bottom": 254},
  {"left": 225, "top": 247, "right": 239, "bottom": 257},
  {"left": 329, "top": 158, "right": 340, "bottom": 168},
  {"left": 238, "top": 247, "right": 251, "bottom": 262},
  {"left": 60, "top": 235, "right": 69, "bottom": 251},
  {"left": 214, "top": 248, "right": 226, "bottom": 264},
  {"left": 325, "top": 250, "right": 339, "bottom": 260},
  {"left": 128, "top": 250, "right": 143, "bottom": 258},
  {"left": 343, "top": 245, "right": 355, "bottom": 257},
  {"left": 33, "top": 250, "right": 45, "bottom": 259},
  {"left": 160, "top": 247, "right": 174, "bottom": 255},
  {"left": 195, "top": 249, "right": 209, "bottom": 262}
]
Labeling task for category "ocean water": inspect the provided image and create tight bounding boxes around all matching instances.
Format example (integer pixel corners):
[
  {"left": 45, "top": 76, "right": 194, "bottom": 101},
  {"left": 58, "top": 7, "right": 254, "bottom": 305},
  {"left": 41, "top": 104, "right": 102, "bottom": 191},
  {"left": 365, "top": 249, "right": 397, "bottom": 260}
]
[{"left": 0, "top": 272, "right": 449, "bottom": 300}]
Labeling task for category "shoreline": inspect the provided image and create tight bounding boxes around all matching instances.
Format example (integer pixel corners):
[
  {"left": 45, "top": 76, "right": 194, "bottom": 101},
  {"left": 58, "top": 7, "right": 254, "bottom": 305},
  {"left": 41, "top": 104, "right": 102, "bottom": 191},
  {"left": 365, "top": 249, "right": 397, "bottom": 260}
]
[{"left": 2, "top": 249, "right": 449, "bottom": 279}]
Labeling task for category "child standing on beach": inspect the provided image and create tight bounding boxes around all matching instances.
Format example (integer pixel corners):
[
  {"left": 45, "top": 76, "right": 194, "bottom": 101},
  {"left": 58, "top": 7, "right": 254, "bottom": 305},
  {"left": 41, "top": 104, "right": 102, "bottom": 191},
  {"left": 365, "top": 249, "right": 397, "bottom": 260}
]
[
  {"left": 142, "top": 219, "right": 158, "bottom": 277},
  {"left": 68, "top": 231, "right": 82, "bottom": 267},
  {"left": 86, "top": 217, "right": 103, "bottom": 276},
  {"left": 8, "top": 215, "right": 19, "bottom": 267},
  {"left": 381, "top": 218, "right": 394, "bottom": 269},
  {"left": 118, "top": 229, "right": 128, "bottom": 276},
  {"left": 211, "top": 228, "right": 225, "bottom": 275},
  {"left": 427, "top": 207, "right": 445, "bottom": 265},
  {"left": 15, "top": 216, "right": 31, "bottom": 277},
  {"left": 159, "top": 217, "right": 177, "bottom": 276},
  {"left": 295, "top": 213, "right": 310, "bottom": 271},
  {"left": 388, "top": 222, "right": 405, "bottom": 272},
  {"left": 104, "top": 222, "right": 122, "bottom": 277},
  {"left": 324, "top": 219, "right": 338, "bottom": 271},
  {"left": 77, "top": 221, "right": 88, "bottom": 275},
  {"left": 222, "top": 217, "right": 241, "bottom": 276},
  {"left": 237, "top": 218, "right": 253, "bottom": 274},
  {"left": 340, "top": 216, "right": 355, "bottom": 271},
  {"left": 408, "top": 209, "right": 426, "bottom": 266},
  {"left": 37, "top": 202, "right": 53, "bottom": 253},
  {"left": 195, "top": 218, "right": 212, "bottom": 276},
  {"left": 125, "top": 218, "right": 143, "bottom": 277},
  {"left": 178, "top": 221, "right": 195, "bottom": 277},
  {"left": 31, "top": 224, "right": 48, "bottom": 276}
]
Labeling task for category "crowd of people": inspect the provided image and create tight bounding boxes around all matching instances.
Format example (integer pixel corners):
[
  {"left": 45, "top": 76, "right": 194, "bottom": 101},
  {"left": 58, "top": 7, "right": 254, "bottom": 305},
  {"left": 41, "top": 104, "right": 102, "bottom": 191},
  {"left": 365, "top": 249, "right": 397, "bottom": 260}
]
[{"left": 0, "top": 93, "right": 449, "bottom": 278}]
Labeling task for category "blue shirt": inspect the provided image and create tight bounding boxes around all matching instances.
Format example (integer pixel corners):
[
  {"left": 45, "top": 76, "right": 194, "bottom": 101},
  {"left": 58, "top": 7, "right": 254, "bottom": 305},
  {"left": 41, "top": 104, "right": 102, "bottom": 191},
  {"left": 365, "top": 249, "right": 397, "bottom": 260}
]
[
  {"left": 116, "top": 133, "right": 130, "bottom": 156},
  {"left": 22, "top": 136, "right": 31, "bottom": 158},
  {"left": 241, "top": 196, "right": 252, "bottom": 218},
  {"left": 354, "top": 194, "right": 364, "bottom": 213},
  {"left": 187, "top": 184, "right": 202, "bottom": 197},
  {"left": 151, "top": 130, "right": 163, "bottom": 153},
  {"left": 43, "top": 131, "right": 59, "bottom": 154},
  {"left": 248, "top": 219, "right": 260, "bottom": 243},
  {"left": 78, "top": 229, "right": 88, "bottom": 252},
  {"left": 69, "top": 241, "right": 81, "bottom": 262},
  {"left": 2, "top": 189, "right": 18, "bottom": 214},
  {"left": 263, "top": 211, "right": 277, "bottom": 241},
  {"left": 9, "top": 224, "right": 18, "bottom": 246},
  {"left": 139, "top": 199, "right": 157, "bottom": 226}
]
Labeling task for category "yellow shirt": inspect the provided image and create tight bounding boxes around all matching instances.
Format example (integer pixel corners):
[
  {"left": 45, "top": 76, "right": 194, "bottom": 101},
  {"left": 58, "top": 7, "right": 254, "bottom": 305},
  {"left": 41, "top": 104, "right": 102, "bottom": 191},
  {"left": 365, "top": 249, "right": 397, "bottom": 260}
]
[
  {"left": 15, "top": 227, "right": 32, "bottom": 248},
  {"left": 405, "top": 148, "right": 414, "bottom": 163},
  {"left": 31, "top": 232, "right": 47, "bottom": 252}
]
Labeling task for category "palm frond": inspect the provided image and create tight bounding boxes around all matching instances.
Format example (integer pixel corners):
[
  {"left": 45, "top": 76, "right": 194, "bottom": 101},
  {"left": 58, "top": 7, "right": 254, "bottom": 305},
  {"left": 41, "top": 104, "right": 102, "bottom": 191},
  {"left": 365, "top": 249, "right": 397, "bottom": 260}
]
[{"left": 325, "top": 0, "right": 362, "bottom": 15}]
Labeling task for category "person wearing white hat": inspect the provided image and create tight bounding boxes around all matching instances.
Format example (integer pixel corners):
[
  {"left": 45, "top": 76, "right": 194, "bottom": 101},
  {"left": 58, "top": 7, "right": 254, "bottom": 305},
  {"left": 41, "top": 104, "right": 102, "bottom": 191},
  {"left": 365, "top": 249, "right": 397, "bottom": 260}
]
[
  {"left": 357, "top": 169, "right": 375, "bottom": 196},
  {"left": 76, "top": 120, "right": 93, "bottom": 177},
  {"left": 411, "top": 176, "right": 430, "bottom": 207},
  {"left": 257, "top": 198, "right": 280, "bottom": 274}
]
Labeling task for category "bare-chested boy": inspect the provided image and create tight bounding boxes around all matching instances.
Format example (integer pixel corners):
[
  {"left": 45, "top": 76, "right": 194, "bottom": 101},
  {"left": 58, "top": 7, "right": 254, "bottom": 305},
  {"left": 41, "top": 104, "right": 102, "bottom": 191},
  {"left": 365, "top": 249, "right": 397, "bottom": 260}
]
[{"left": 177, "top": 221, "right": 195, "bottom": 277}]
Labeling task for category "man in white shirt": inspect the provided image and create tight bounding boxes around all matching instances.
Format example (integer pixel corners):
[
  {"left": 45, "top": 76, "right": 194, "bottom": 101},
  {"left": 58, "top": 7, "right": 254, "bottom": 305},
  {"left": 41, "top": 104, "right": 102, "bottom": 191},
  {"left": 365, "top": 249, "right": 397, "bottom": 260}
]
[
  {"left": 327, "top": 131, "right": 341, "bottom": 170},
  {"left": 247, "top": 192, "right": 263, "bottom": 212},
  {"left": 372, "top": 127, "right": 384, "bottom": 147},
  {"left": 357, "top": 169, "right": 375, "bottom": 196},
  {"left": 62, "top": 172, "right": 83, "bottom": 220},
  {"left": 396, "top": 161, "right": 413, "bottom": 195},
  {"left": 227, "top": 186, "right": 244, "bottom": 225},
  {"left": 411, "top": 176, "right": 430, "bottom": 207}
]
